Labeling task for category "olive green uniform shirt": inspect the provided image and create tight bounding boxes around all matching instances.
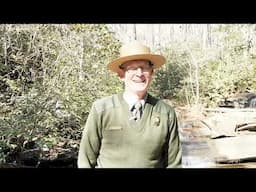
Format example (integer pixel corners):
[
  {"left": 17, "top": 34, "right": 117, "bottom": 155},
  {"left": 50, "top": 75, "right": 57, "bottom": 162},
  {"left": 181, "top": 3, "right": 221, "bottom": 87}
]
[{"left": 78, "top": 92, "right": 182, "bottom": 168}]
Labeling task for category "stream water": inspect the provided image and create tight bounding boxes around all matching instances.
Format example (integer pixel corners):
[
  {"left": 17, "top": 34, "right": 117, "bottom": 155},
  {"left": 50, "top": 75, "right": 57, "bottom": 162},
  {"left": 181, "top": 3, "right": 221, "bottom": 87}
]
[{"left": 181, "top": 139, "right": 215, "bottom": 168}]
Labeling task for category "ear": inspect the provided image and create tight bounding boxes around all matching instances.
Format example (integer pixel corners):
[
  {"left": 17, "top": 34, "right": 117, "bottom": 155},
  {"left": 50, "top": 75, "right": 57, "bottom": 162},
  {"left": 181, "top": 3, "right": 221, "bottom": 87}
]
[{"left": 117, "top": 69, "right": 125, "bottom": 79}]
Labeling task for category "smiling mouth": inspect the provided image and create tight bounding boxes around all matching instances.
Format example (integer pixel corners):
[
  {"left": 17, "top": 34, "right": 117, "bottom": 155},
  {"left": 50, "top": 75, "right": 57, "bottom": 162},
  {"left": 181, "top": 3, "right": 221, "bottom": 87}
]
[{"left": 133, "top": 79, "right": 146, "bottom": 83}]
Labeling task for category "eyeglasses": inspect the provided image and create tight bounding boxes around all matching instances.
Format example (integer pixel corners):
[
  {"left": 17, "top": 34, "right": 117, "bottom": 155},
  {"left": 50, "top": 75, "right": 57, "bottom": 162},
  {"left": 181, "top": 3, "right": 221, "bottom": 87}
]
[{"left": 122, "top": 65, "right": 153, "bottom": 73}]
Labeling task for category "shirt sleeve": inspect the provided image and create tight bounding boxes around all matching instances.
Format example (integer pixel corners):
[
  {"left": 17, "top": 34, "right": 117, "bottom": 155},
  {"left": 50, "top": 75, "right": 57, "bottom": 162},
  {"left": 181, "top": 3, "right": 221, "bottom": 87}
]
[
  {"left": 166, "top": 109, "right": 182, "bottom": 168},
  {"left": 77, "top": 103, "right": 102, "bottom": 168}
]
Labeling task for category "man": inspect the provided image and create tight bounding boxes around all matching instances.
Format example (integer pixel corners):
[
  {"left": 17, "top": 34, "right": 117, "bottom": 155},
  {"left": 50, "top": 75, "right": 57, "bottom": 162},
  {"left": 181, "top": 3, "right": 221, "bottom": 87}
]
[{"left": 78, "top": 41, "right": 182, "bottom": 168}]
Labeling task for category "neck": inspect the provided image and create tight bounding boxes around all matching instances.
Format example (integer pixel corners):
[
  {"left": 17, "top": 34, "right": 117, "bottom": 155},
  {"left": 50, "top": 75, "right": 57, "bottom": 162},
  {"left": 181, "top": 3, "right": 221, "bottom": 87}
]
[{"left": 123, "top": 90, "right": 147, "bottom": 100}]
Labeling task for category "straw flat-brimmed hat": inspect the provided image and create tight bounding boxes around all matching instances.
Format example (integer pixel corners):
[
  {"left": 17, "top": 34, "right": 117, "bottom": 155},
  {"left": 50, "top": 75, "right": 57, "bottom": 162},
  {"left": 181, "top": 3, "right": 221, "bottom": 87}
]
[{"left": 107, "top": 41, "right": 166, "bottom": 73}]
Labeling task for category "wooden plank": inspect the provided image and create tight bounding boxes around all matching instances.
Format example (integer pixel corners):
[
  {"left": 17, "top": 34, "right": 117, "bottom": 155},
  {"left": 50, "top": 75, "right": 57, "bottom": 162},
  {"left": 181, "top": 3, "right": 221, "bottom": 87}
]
[
  {"left": 235, "top": 123, "right": 256, "bottom": 132},
  {"left": 204, "top": 108, "right": 256, "bottom": 113},
  {"left": 208, "top": 134, "right": 256, "bottom": 163}
]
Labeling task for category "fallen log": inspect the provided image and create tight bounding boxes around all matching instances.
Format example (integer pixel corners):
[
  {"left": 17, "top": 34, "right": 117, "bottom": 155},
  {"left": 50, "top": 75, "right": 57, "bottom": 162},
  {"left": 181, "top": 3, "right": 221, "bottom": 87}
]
[{"left": 208, "top": 134, "right": 256, "bottom": 163}]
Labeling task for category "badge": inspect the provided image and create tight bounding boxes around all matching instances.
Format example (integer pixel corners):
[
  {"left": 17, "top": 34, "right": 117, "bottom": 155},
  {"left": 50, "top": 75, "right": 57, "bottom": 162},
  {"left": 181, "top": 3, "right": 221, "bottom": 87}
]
[{"left": 152, "top": 115, "right": 160, "bottom": 127}]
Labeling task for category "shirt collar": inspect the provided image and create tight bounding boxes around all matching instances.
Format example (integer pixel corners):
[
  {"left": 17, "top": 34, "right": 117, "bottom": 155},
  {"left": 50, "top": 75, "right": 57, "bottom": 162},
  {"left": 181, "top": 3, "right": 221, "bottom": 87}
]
[{"left": 123, "top": 92, "right": 148, "bottom": 110}]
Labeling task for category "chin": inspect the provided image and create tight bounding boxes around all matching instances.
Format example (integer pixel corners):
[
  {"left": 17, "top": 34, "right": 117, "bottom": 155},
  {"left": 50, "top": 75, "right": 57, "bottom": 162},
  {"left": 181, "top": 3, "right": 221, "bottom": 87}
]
[
  {"left": 133, "top": 85, "right": 147, "bottom": 92},
  {"left": 127, "top": 82, "right": 149, "bottom": 92}
]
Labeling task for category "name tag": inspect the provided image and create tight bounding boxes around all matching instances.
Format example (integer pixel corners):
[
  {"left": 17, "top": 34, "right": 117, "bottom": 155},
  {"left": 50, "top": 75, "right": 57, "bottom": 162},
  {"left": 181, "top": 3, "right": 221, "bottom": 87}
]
[{"left": 106, "top": 126, "right": 122, "bottom": 130}]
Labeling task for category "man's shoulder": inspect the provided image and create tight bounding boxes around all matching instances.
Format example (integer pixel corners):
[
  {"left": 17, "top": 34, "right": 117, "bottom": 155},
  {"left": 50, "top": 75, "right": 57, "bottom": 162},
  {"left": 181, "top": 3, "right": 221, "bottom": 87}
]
[
  {"left": 158, "top": 99, "right": 175, "bottom": 110},
  {"left": 148, "top": 94, "right": 175, "bottom": 113},
  {"left": 161, "top": 99, "right": 175, "bottom": 108},
  {"left": 93, "top": 94, "right": 121, "bottom": 113},
  {"left": 156, "top": 100, "right": 177, "bottom": 119},
  {"left": 95, "top": 95, "right": 114, "bottom": 104}
]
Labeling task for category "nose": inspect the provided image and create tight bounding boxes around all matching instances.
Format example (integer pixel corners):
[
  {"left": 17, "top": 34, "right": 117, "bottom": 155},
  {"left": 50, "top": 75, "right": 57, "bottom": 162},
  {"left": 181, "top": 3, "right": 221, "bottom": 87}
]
[{"left": 135, "top": 67, "right": 143, "bottom": 74}]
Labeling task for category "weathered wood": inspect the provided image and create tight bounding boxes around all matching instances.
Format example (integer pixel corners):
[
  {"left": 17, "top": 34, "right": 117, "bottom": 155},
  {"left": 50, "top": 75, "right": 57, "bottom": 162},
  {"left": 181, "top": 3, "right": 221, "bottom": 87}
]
[
  {"left": 208, "top": 134, "right": 256, "bottom": 163},
  {"left": 202, "top": 108, "right": 256, "bottom": 138},
  {"left": 204, "top": 108, "right": 256, "bottom": 113},
  {"left": 235, "top": 123, "right": 256, "bottom": 132}
]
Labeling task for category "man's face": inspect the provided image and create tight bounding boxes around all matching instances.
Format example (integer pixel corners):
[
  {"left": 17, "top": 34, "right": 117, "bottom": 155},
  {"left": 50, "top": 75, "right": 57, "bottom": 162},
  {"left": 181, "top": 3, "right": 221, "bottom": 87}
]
[{"left": 120, "top": 60, "right": 154, "bottom": 94}]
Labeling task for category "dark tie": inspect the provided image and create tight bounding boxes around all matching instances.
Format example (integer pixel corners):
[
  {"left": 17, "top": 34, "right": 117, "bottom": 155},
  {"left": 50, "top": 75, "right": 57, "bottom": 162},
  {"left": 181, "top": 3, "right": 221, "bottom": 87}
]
[{"left": 131, "top": 102, "right": 142, "bottom": 121}]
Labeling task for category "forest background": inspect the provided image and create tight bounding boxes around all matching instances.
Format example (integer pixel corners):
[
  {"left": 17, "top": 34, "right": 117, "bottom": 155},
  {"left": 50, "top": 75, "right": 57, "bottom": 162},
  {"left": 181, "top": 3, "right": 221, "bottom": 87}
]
[{"left": 1, "top": 24, "right": 256, "bottom": 166}]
